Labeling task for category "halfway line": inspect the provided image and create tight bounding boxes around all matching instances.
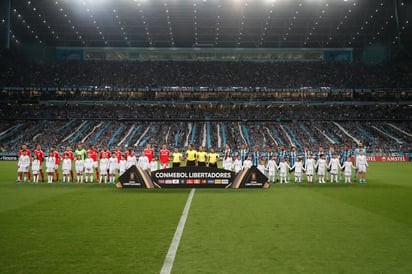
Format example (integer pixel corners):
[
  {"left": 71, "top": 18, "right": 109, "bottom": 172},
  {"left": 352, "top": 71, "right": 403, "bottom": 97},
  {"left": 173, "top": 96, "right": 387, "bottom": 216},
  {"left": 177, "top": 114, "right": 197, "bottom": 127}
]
[{"left": 160, "top": 188, "right": 196, "bottom": 274}]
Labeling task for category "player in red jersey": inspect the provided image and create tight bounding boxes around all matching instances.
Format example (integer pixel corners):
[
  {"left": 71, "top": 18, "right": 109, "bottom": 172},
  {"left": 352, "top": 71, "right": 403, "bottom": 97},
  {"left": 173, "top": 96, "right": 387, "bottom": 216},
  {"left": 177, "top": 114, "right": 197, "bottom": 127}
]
[
  {"left": 114, "top": 146, "right": 122, "bottom": 163},
  {"left": 125, "top": 146, "right": 136, "bottom": 160},
  {"left": 33, "top": 144, "right": 45, "bottom": 182},
  {"left": 159, "top": 144, "right": 170, "bottom": 169},
  {"left": 50, "top": 146, "right": 61, "bottom": 181},
  {"left": 87, "top": 145, "right": 99, "bottom": 180},
  {"left": 144, "top": 143, "right": 154, "bottom": 163},
  {"left": 99, "top": 145, "right": 111, "bottom": 159},
  {"left": 63, "top": 146, "right": 75, "bottom": 181},
  {"left": 19, "top": 144, "right": 32, "bottom": 181}
]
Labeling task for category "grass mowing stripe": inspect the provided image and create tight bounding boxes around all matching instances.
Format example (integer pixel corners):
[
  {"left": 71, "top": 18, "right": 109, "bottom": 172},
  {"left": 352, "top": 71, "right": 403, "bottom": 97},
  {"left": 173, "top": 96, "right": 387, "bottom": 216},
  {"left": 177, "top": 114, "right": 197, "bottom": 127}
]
[
  {"left": 172, "top": 172, "right": 412, "bottom": 273},
  {"left": 1, "top": 161, "right": 411, "bottom": 273},
  {"left": 160, "top": 188, "right": 195, "bottom": 274},
  {"left": 0, "top": 183, "right": 84, "bottom": 213},
  {"left": 302, "top": 163, "right": 412, "bottom": 226},
  {"left": 0, "top": 186, "right": 190, "bottom": 274}
]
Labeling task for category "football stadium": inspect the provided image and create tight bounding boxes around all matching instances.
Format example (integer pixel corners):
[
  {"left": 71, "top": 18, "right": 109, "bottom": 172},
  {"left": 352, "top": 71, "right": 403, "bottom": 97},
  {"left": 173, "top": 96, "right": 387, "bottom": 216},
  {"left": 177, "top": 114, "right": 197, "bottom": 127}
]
[{"left": 1, "top": 0, "right": 412, "bottom": 273}]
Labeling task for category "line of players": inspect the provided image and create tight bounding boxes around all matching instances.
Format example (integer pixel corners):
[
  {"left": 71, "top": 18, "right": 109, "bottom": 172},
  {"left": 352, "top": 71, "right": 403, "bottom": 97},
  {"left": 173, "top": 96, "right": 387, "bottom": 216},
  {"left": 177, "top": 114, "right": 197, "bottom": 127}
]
[
  {"left": 17, "top": 143, "right": 159, "bottom": 184},
  {"left": 182, "top": 143, "right": 369, "bottom": 184},
  {"left": 16, "top": 142, "right": 369, "bottom": 184},
  {"left": 255, "top": 149, "right": 368, "bottom": 184}
]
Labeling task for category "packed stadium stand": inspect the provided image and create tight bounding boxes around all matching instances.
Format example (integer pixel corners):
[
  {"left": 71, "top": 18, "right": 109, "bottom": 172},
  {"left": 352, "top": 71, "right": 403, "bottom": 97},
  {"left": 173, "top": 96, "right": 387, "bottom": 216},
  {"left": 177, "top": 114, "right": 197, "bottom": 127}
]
[
  {"left": 1, "top": 57, "right": 412, "bottom": 88},
  {"left": 0, "top": 102, "right": 411, "bottom": 155},
  {"left": 0, "top": 0, "right": 411, "bottom": 157},
  {"left": 1, "top": 50, "right": 411, "bottom": 156}
]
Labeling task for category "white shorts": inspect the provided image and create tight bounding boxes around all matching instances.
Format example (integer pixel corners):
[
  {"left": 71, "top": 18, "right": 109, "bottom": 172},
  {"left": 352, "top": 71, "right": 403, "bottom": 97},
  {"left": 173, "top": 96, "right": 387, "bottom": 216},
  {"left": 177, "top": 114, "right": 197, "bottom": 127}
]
[
  {"left": 295, "top": 172, "right": 302, "bottom": 177},
  {"left": 344, "top": 171, "right": 352, "bottom": 177},
  {"left": 268, "top": 170, "right": 275, "bottom": 177},
  {"left": 63, "top": 169, "right": 70, "bottom": 175},
  {"left": 109, "top": 168, "right": 117, "bottom": 174},
  {"left": 99, "top": 168, "right": 107, "bottom": 175},
  {"left": 76, "top": 168, "right": 84, "bottom": 174},
  {"left": 119, "top": 169, "right": 126, "bottom": 176},
  {"left": 32, "top": 170, "right": 39, "bottom": 175},
  {"left": 306, "top": 169, "right": 313, "bottom": 176},
  {"left": 85, "top": 168, "right": 93, "bottom": 174},
  {"left": 94, "top": 162, "right": 98, "bottom": 168},
  {"left": 18, "top": 165, "right": 29, "bottom": 172},
  {"left": 358, "top": 166, "right": 367, "bottom": 173},
  {"left": 318, "top": 168, "right": 325, "bottom": 176},
  {"left": 46, "top": 167, "right": 55, "bottom": 173},
  {"left": 330, "top": 168, "right": 338, "bottom": 175}
]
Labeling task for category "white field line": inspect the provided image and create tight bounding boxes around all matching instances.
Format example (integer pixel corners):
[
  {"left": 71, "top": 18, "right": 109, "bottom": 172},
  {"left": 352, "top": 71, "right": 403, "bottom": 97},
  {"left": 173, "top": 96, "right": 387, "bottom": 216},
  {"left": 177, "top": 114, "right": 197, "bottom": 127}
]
[{"left": 160, "top": 188, "right": 195, "bottom": 274}]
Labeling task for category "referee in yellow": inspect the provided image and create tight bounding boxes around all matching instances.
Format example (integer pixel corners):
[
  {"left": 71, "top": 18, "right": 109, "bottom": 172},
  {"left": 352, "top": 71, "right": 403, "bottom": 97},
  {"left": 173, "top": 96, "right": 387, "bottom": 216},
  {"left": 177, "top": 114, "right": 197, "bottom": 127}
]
[
  {"left": 185, "top": 144, "right": 197, "bottom": 167},
  {"left": 172, "top": 147, "right": 183, "bottom": 167},
  {"left": 207, "top": 147, "right": 220, "bottom": 168},
  {"left": 196, "top": 146, "right": 208, "bottom": 167}
]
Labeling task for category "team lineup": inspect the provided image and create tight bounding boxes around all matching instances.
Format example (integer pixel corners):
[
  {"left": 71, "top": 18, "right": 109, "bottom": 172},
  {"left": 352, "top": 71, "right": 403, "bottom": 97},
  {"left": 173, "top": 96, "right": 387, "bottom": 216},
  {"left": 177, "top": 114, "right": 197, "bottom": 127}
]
[{"left": 16, "top": 141, "right": 370, "bottom": 185}]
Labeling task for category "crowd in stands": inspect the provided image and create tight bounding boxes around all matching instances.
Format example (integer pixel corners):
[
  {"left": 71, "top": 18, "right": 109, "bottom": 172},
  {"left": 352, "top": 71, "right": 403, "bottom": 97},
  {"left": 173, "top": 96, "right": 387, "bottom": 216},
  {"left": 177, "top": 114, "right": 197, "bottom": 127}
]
[
  {"left": 1, "top": 50, "right": 411, "bottom": 157},
  {"left": 0, "top": 114, "right": 410, "bottom": 155},
  {"left": 1, "top": 52, "right": 412, "bottom": 89},
  {"left": 1, "top": 104, "right": 411, "bottom": 121}
]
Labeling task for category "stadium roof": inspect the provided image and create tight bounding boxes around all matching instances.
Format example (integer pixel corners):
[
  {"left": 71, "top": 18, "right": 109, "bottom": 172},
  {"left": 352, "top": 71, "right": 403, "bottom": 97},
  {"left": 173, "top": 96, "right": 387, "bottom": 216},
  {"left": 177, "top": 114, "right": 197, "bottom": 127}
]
[{"left": 6, "top": 0, "right": 412, "bottom": 49}]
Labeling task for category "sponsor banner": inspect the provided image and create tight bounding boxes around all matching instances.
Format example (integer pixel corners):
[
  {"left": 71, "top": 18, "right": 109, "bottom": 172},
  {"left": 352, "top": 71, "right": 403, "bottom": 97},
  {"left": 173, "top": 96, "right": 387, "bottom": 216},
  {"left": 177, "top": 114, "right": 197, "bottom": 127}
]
[
  {"left": 367, "top": 156, "right": 409, "bottom": 162},
  {"left": 0, "top": 155, "right": 18, "bottom": 161},
  {"left": 117, "top": 166, "right": 155, "bottom": 188},
  {"left": 118, "top": 166, "right": 268, "bottom": 189},
  {"left": 0, "top": 152, "right": 18, "bottom": 157},
  {"left": 152, "top": 166, "right": 235, "bottom": 188},
  {"left": 231, "top": 166, "right": 269, "bottom": 189}
]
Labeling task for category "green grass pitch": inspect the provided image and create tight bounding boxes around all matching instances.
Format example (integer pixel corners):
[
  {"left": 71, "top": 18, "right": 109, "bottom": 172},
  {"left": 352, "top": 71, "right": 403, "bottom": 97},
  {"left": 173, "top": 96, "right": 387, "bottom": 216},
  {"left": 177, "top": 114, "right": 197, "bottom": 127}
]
[{"left": 1, "top": 161, "right": 411, "bottom": 273}]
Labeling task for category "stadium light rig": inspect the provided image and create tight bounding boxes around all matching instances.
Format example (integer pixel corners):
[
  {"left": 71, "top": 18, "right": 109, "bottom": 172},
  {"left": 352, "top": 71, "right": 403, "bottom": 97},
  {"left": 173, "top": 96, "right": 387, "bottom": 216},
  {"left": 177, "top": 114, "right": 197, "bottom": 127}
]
[
  {"left": 55, "top": 1, "right": 86, "bottom": 45},
  {"left": 80, "top": 1, "right": 108, "bottom": 45},
  {"left": 348, "top": 1, "right": 394, "bottom": 47},
  {"left": 163, "top": 1, "right": 175, "bottom": 46},
  {"left": 236, "top": 1, "right": 248, "bottom": 47},
  {"left": 193, "top": 2, "right": 198, "bottom": 46},
  {"left": 112, "top": 8, "right": 130, "bottom": 45},
  {"left": 9, "top": 30, "right": 21, "bottom": 45},
  {"left": 280, "top": 2, "right": 303, "bottom": 45},
  {"left": 75, "top": 0, "right": 111, "bottom": 4},
  {"left": 12, "top": 7, "right": 44, "bottom": 44},
  {"left": 325, "top": 1, "right": 357, "bottom": 46},
  {"left": 134, "top": 0, "right": 153, "bottom": 47},
  {"left": 259, "top": 3, "right": 274, "bottom": 47},
  {"left": 214, "top": 1, "right": 222, "bottom": 46}
]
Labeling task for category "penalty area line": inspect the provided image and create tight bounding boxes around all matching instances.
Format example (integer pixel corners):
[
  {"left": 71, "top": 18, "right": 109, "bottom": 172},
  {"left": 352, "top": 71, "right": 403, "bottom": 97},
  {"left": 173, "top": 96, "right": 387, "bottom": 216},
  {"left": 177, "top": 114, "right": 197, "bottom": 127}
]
[{"left": 160, "top": 188, "right": 195, "bottom": 274}]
